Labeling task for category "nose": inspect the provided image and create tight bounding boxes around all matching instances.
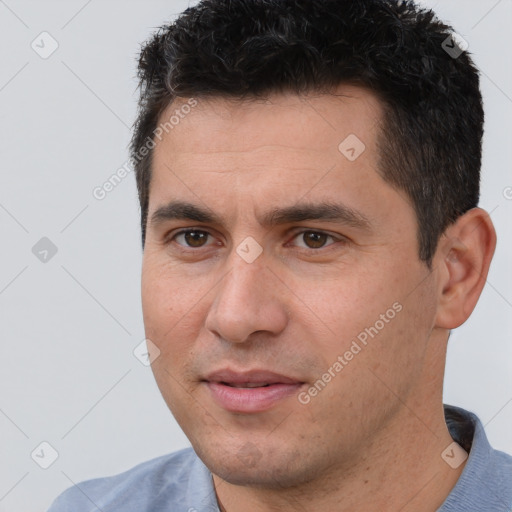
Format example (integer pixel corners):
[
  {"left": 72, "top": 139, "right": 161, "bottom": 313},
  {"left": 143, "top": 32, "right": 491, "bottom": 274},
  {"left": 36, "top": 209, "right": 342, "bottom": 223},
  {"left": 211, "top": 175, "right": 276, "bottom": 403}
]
[{"left": 204, "top": 250, "right": 289, "bottom": 344}]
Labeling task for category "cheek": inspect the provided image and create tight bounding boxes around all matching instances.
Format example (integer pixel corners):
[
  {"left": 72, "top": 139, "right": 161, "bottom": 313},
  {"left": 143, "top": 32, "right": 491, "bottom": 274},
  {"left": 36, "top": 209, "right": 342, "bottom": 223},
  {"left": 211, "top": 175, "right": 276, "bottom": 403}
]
[
  {"left": 142, "top": 252, "right": 193, "bottom": 315},
  {"left": 142, "top": 266, "right": 171, "bottom": 334},
  {"left": 142, "top": 260, "right": 185, "bottom": 344},
  {"left": 348, "top": 273, "right": 438, "bottom": 393},
  {"left": 141, "top": 258, "right": 213, "bottom": 358},
  {"left": 297, "top": 261, "right": 435, "bottom": 383},
  {"left": 292, "top": 269, "right": 395, "bottom": 348}
]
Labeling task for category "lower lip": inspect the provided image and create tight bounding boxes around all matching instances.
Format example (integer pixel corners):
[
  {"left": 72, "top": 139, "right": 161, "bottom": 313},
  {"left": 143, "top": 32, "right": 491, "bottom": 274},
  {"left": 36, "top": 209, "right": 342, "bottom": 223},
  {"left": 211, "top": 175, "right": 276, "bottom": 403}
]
[{"left": 205, "top": 382, "right": 303, "bottom": 413}]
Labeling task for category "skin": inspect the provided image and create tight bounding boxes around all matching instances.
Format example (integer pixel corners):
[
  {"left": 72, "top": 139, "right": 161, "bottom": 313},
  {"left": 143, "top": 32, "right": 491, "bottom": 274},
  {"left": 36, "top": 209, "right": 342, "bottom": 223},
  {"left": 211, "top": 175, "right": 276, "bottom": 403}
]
[{"left": 141, "top": 86, "right": 496, "bottom": 511}]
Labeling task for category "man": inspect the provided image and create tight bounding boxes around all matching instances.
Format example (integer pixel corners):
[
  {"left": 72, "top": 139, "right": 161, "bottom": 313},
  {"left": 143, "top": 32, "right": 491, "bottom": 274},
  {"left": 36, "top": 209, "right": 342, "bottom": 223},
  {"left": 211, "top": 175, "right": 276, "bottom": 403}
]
[{"left": 48, "top": 0, "right": 512, "bottom": 510}]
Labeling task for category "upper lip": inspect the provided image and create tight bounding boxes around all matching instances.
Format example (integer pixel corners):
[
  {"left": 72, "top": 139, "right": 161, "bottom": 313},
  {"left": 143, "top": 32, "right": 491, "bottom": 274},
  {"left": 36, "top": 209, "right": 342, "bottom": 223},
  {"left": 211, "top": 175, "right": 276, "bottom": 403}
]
[{"left": 204, "top": 369, "right": 303, "bottom": 385}]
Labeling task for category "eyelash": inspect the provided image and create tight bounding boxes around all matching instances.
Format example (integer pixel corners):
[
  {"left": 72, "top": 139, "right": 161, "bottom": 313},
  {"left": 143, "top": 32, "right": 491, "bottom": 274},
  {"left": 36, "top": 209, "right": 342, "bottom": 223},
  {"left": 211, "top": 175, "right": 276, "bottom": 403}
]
[{"left": 167, "top": 228, "right": 344, "bottom": 253}]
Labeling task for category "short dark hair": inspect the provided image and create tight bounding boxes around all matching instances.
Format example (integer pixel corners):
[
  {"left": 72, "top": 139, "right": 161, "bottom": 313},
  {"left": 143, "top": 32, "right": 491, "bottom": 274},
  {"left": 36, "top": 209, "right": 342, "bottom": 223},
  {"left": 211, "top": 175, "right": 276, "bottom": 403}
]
[{"left": 131, "top": 0, "right": 483, "bottom": 264}]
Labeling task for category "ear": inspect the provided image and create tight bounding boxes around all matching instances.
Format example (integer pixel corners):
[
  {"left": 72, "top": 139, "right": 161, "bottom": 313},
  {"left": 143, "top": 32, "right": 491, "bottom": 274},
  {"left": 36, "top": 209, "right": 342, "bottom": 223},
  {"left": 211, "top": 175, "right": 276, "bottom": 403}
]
[{"left": 434, "top": 208, "right": 496, "bottom": 329}]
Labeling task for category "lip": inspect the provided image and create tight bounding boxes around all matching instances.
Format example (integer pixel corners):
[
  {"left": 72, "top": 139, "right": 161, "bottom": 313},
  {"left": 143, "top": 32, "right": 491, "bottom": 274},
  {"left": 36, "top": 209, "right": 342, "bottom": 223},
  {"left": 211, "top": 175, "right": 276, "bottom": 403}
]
[{"left": 203, "top": 369, "right": 304, "bottom": 413}]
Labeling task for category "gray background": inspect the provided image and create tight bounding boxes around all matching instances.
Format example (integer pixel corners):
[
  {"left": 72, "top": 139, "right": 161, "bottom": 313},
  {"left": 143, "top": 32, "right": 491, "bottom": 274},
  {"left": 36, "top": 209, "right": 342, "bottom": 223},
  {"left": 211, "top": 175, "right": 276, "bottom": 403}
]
[{"left": 0, "top": 1, "right": 510, "bottom": 510}]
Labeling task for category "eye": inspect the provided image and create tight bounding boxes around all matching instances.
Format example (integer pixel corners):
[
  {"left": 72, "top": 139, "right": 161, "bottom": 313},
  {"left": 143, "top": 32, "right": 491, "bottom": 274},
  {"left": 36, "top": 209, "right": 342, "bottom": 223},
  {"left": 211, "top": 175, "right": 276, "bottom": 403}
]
[
  {"left": 172, "top": 229, "right": 213, "bottom": 248},
  {"left": 291, "top": 230, "right": 338, "bottom": 250}
]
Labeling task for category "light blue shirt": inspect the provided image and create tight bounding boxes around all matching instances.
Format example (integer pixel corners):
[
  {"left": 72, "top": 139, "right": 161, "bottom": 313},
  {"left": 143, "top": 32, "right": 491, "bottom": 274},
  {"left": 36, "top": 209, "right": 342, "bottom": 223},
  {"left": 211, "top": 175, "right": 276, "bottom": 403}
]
[{"left": 47, "top": 406, "right": 512, "bottom": 511}]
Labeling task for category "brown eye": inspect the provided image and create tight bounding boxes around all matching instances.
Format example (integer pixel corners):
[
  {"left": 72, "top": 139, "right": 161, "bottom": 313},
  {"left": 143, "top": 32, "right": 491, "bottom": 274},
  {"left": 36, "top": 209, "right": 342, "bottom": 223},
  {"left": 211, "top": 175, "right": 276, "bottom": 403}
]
[
  {"left": 291, "top": 230, "right": 336, "bottom": 250},
  {"left": 302, "top": 231, "right": 329, "bottom": 248},
  {"left": 175, "top": 230, "right": 210, "bottom": 247}
]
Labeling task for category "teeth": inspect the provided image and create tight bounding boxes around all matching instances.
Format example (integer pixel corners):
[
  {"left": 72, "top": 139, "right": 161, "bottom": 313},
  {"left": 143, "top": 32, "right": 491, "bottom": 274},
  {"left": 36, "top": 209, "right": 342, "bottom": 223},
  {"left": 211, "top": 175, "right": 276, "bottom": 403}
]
[{"left": 225, "top": 382, "right": 271, "bottom": 388}]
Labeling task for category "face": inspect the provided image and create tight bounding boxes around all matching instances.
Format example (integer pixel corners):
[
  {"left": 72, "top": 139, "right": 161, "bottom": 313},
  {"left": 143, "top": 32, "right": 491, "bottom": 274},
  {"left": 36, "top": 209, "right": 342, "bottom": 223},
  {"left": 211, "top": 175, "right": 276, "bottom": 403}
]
[{"left": 141, "top": 87, "right": 440, "bottom": 488}]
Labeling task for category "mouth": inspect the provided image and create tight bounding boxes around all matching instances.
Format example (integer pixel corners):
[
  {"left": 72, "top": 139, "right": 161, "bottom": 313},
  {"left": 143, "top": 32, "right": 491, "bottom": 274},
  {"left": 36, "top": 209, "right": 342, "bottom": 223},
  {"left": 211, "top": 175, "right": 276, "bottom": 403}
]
[
  {"left": 222, "top": 382, "right": 273, "bottom": 388},
  {"left": 202, "top": 369, "right": 305, "bottom": 413}
]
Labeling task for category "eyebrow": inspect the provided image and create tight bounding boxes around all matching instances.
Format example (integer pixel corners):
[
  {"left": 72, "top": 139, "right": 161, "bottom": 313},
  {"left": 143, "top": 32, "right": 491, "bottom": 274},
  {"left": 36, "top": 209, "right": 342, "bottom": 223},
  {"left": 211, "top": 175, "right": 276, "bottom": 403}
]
[{"left": 149, "top": 200, "right": 372, "bottom": 231}]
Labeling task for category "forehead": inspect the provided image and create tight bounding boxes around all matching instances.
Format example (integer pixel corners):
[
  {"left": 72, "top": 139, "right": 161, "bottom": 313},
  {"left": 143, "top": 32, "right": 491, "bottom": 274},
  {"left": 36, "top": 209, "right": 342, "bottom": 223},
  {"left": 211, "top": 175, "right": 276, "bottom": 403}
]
[
  {"left": 154, "top": 86, "right": 383, "bottom": 162},
  {"left": 147, "top": 85, "right": 414, "bottom": 237},
  {"left": 150, "top": 86, "right": 385, "bottom": 197}
]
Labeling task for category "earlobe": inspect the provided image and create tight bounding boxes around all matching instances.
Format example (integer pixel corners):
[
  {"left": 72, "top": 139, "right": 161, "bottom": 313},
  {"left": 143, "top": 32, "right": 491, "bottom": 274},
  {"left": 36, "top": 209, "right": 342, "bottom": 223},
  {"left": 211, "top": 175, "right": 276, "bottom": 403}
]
[{"left": 434, "top": 208, "right": 496, "bottom": 329}]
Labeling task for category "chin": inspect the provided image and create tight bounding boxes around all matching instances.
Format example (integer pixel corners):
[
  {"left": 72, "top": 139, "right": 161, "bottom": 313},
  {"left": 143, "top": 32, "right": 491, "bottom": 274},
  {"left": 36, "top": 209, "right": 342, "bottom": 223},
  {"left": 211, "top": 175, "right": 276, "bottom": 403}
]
[{"left": 194, "top": 439, "right": 314, "bottom": 489}]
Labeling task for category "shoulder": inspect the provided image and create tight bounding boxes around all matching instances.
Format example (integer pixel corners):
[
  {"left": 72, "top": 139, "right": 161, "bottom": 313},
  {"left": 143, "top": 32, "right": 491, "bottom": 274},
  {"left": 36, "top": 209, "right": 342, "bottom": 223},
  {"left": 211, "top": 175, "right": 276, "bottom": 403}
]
[
  {"left": 47, "top": 447, "right": 201, "bottom": 511},
  {"left": 454, "top": 445, "right": 512, "bottom": 511},
  {"left": 480, "top": 445, "right": 512, "bottom": 500},
  {"left": 441, "top": 405, "right": 512, "bottom": 511}
]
